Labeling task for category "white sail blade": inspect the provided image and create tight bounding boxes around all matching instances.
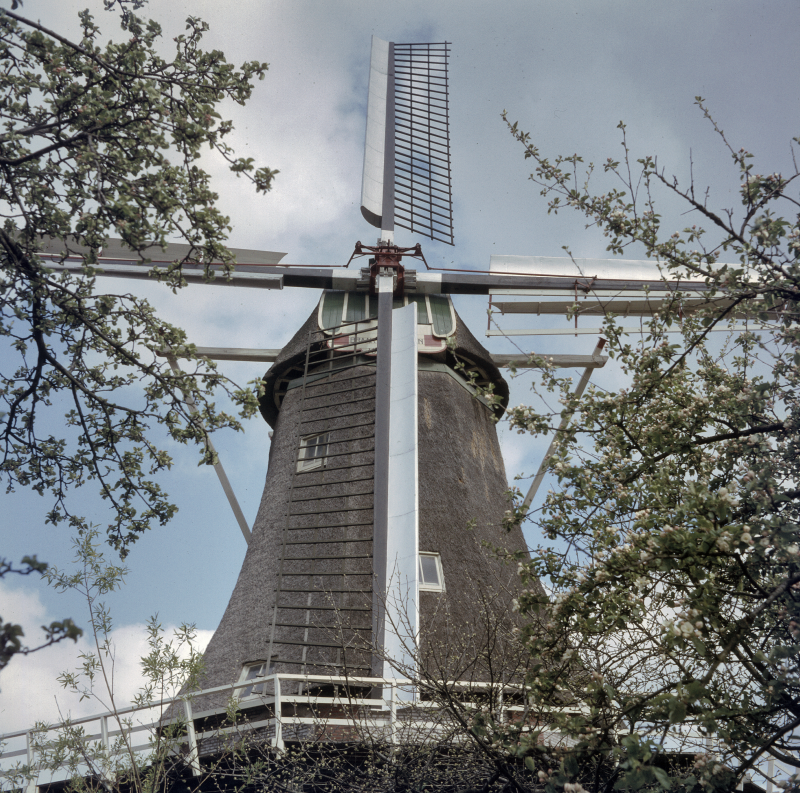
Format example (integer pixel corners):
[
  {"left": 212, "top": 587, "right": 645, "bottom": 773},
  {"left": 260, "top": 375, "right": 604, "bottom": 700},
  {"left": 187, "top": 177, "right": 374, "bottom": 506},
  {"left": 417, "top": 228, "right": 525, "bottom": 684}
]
[{"left": 361, "top": 36, "right": 391, "bottom": 231}]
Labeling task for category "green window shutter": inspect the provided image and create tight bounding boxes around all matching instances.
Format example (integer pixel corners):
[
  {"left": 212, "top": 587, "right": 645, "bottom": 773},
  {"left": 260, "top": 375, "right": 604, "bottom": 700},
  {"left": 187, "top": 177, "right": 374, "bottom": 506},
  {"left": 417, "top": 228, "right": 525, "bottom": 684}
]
[
  {"left": 409, "top": 294, "right": 429, "bottom": 324},
  {"left": 345, "top": 293, "right": 366, "bottom": 322},
  {"left": 321, "top": 292, "right": 345, "bottom": 329},
  {"left": 430, "top": 295, "right": 454, "bottom": 336}
]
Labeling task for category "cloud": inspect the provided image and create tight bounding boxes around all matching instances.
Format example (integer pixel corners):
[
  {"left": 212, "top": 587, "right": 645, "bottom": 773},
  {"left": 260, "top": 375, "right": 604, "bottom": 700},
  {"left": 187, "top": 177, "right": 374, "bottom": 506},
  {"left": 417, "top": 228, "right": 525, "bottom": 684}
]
[{"left": 0, "top": 581, "right": 212, "bottom": 737}]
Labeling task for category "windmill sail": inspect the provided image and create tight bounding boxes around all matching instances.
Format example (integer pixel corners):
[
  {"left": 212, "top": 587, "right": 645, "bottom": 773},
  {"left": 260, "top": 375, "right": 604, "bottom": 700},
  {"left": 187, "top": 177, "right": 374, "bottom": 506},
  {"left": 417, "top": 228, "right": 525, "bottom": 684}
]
[{"left": 361, "top": 37, "right": 454, "bottom": 246}]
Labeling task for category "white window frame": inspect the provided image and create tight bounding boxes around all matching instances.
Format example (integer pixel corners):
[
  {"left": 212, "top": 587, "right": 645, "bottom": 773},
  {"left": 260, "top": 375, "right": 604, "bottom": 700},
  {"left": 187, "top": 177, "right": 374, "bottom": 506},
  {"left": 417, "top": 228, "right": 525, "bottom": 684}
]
[
  {"left": 419, "top": 552, "right": 445, "bottom": 592},
  {"left": 297, "top": 433, "right": 329, "bottom": 472},
  {"left": 318, "top": 292, "right": 456, "bottom": 337},
  {"left": 237, "top": 659, "right": 275, "bottom": 699}
]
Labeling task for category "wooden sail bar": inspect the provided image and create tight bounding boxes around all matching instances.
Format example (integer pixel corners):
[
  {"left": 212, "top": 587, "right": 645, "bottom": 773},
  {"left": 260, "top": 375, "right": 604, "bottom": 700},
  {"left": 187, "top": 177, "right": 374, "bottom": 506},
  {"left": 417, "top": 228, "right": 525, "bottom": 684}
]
[{"left": 158, "top": 347, "right": 608, "bottom": 370}]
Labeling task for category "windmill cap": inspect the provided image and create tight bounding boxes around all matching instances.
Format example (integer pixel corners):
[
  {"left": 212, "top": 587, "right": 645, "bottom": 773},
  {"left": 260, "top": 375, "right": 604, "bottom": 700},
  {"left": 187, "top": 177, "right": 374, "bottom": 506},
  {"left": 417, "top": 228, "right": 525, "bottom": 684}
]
[{"left": 257, "top": 297, "right": 508, "bottom": 427}]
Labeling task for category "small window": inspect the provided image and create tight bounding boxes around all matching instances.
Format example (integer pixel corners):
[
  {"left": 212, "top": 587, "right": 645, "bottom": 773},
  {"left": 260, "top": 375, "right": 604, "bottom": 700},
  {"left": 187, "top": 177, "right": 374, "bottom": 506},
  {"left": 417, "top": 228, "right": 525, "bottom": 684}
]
[
  {"left": 408, "top": 294, "right": 430, "bottom": 324},
  {"left": 429, "top": 294, "right": 455, "bottom": 336},
  {"left": 319, "top": 291, "right": 455, "bottom": 336},
  {"left": 419, "top": 552, "right": 445, "bottom": 592},
  {"left": 238, "top": 659, "right": 275, "bottom": 698},
  {"left": 321, "top": 291, "right": 346, "bottom": 329},
  {"left": 345, "top": 293, "right": 368, "bottom": 323},
  {"left": 298, "top": 433, "right": 329, "bottom": 471}
]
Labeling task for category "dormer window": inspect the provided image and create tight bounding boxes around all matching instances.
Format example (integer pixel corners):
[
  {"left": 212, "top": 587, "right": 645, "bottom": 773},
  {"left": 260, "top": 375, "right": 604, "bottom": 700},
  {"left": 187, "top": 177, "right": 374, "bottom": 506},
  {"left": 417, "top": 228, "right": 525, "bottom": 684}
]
[
  {"left": 419, "top": 552, "right": 445, "bottom": 592},
  {"left": 238, "top": 659, "right": 275, "bottom": 698},
  {"left": 297, "top": 433, "right": 329, "bottom": 472}
]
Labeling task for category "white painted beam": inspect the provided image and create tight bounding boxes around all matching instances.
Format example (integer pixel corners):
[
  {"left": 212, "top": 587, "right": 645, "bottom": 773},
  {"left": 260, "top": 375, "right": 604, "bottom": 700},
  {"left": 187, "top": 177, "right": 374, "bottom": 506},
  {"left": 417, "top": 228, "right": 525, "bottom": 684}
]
[
  {"left": 160, "top": 347, "right": 282, "bottom": 363},
  {"left": 383, "top": 303, "right": 419, "bottom": 695},
  {"left": 492, "top": 353, "right": 607, "bottom": 369},
  {"left": 489, "top": 255, "right": 715, "bottom": 284},
  {"left": 487, "top": 324, "right": 773, "bottom": 336}
]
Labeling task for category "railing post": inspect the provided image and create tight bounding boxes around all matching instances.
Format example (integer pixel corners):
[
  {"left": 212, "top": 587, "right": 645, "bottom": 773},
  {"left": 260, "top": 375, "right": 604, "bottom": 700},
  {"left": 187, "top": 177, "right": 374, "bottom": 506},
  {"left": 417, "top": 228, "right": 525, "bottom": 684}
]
[
  {"left": 100, "top": 715, "right": 109, "bottom": 753},
  {"left": 25, "top": 731, "right": 37, "bottom": 793},
  {"left": 765, "top": 758, "right": 775, "bottom": 793},
  {"left": 100, "top": 715, "right": 115, "bottom": 783},
  {"left": 272, "top": 676, "right": 284, "bottom": 752},
  {"left": 183, "top": 699, "right": 202, "bottom": 777},
  {"left": 389, "top": 682, "right": 397, "bottom": 745}
]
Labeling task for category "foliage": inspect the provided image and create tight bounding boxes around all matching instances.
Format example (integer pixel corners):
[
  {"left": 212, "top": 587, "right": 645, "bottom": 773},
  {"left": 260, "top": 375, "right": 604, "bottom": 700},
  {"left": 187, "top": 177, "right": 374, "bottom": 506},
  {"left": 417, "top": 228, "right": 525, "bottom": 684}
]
[
  {"left": 0, "top": 536, "right": 545, "bottom": 793},
  {"left": 0, "top": 554, "right": 81, "bottom": 671},
  {"left": 493, "top": 101, "right": 800, "bottom": 791},
  {"left": 1, "top": 532, "right": 209, "bottom": 792},
  {"left": 0, "top": 3, "right": 276, "bottom": 554}
]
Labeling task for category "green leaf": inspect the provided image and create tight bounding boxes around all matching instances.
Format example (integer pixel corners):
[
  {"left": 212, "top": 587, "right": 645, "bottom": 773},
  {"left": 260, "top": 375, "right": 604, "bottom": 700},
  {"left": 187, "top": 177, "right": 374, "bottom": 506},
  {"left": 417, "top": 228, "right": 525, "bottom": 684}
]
[
  {"left": 668, "top": 700, "right": 687, "bottom": 724},
  {"left": 691, "top": 636, "right": 707, "bottom": 657},
  {"left": 653, "top": 766, "right": 672, "bottom": 789},
  {"left": 564, "top": 754, "right": 579, "bottom": 777}
]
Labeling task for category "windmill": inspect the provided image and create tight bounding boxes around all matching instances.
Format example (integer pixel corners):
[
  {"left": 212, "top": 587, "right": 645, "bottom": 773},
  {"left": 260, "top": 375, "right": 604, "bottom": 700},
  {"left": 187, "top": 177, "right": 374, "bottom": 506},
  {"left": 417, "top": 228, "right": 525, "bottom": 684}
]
[
  {"left": 43, "top": 35, "right": 743, "bottom": 714},
  {"left": 45, "top": 34, "right": 771, "bottom": 716}
]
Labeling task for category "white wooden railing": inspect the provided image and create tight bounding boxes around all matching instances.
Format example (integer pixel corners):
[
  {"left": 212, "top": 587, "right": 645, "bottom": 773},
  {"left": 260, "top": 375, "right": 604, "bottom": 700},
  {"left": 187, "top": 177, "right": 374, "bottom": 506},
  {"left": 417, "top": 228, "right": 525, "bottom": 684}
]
[
  {"left": 0, "top": 674, "right": 535, "bottom": 791},
  {"left": 2, "top": 674, "right": 761, "bottom": 792}
]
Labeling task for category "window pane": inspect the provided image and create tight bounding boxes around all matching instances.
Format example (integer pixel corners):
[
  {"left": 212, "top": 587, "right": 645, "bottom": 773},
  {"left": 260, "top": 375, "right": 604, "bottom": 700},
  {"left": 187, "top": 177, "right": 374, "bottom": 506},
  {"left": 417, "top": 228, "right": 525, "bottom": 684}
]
[
  {"left": 429, "top": 295, "right": 454, "bottom": 336},
  {"left": 321, "top": 291, "right": 346, "bottom": 329},
  {"left": 409, "top": 294, "right": 429, "bottom": 324},
  {"left": 242, "top": 663, "right": 265, "bottom": 697},
  {"left": 368, "top": 295, "right": 379, "bottom": 319},
  {"left": 306, "top": 434, "right": 327, "bottom": 458},
  {"left": 345, "top": 293, "right": 366, "bottom": 322},
  {"left": 298, "top": 433, "right": 328, "bottom": 471},
  {"left": 420, "top": 555, "right": 439, "bottom": 585}
]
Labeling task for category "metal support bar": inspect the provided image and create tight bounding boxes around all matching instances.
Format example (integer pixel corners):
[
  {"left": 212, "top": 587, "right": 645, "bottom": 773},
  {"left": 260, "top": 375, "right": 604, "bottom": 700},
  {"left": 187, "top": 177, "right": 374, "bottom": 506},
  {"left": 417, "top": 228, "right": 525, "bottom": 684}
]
[
  {"left": 487, "top": 324, "right": 773, "bottom": 337},
  {"left": 100, "top": 715, "right": 109, "bottom": 752},
  {"left": 382, "top": 303, "right": 419, "bottom": 694},
  {"left": 492, "top": 353, "right": 608, "bottom": 370},
  {"left": 389, "top": 683, "right": 398, "bottom": 744},
  {"left": 372, "top": 274, "right": 394, "bottom": 675},
  {"left": 165, "top": 354, "right": 251, "bottom": 545},
  {"left": 520, "top": 339, "right": 606, "bottom": 515},
  {"left": 159, "top": 347, "right": 281, "bottom": 363},
  {"left": 381, "top": 42, "right": 396, "bottom": 243},
  {"left": 99, "top": 715, "right": 115, "bottom": 783},
  {"left": 49, "top": 262, "right": 283, "bottom": 290}
]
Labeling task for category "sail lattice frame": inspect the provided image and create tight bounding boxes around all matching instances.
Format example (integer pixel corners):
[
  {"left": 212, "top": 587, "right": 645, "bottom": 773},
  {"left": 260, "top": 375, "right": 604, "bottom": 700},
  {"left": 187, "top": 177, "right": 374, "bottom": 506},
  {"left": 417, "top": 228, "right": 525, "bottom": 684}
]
[{"left": 392, "top": 42, "right": 454, "bottom": 246}]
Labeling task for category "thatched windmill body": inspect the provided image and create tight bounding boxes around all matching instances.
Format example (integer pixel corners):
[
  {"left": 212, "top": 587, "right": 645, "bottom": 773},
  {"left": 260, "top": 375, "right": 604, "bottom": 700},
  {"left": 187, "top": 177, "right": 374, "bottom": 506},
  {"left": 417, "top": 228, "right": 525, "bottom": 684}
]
[{"left": 194, "top": 285, "right": 525, "bottom": 704}]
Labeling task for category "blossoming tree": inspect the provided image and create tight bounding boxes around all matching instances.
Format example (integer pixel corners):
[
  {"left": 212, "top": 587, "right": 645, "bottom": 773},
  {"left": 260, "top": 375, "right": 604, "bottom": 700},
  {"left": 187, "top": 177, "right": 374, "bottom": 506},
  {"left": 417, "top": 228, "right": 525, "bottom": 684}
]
[
  {"left": 0, "top": 0, "right": 275, "bottom": 669},
  {"left": 0, "top": 2, "right": 275, "bottom": 550},
  {"left": 494, "top": 103, "right": 800, "bottom": 792}
]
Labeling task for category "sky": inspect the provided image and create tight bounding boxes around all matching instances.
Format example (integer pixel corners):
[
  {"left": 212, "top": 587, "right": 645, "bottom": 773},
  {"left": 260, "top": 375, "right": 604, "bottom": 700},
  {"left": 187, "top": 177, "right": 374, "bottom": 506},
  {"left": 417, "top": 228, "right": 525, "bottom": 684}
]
[{"left": 2, "top": 0, "right": 800, "bottom": 745}]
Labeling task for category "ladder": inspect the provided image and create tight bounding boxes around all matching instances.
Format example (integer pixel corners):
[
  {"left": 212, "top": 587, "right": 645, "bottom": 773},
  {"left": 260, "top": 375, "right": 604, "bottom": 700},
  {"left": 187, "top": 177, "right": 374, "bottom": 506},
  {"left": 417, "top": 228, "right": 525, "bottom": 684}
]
[{"left": 267, "top": 319, "right": 377, "bottom": 678}]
